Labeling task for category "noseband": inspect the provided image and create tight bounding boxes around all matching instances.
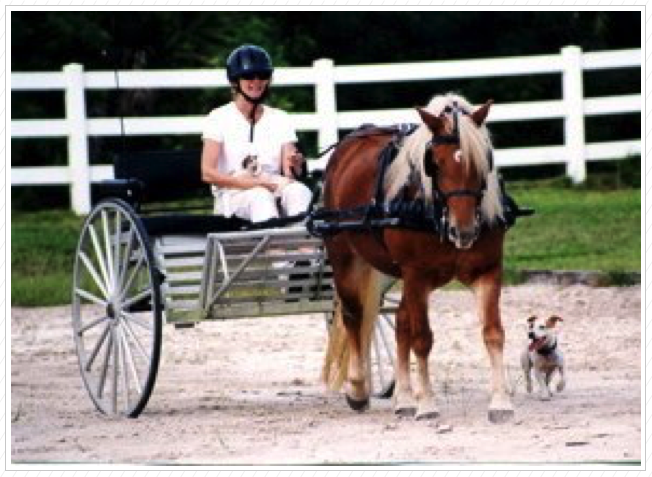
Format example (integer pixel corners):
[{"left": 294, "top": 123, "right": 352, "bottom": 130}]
[{"left": 423, "top": 102, "right": 494, "bottom": 241}]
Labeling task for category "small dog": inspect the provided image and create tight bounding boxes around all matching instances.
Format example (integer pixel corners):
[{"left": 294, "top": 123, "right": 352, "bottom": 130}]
[
  {"left": 240, "top": 155, "right": 263, "bottom": 176},
  {"left": 521, "top": 315, "right": 565, "bottom": 400},
  {"left": 234, "top": 156, "right": 292, "bottom": 196}
]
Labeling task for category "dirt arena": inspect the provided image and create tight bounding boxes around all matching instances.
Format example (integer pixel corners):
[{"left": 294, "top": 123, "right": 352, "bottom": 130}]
[{"left": 11, "top": 283, "right": 641, "bottom": 466}]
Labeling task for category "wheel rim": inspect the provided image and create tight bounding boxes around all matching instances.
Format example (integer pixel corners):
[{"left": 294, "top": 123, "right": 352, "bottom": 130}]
[{"left": 72, "top": 200, "right": 161, "bottom": 417}]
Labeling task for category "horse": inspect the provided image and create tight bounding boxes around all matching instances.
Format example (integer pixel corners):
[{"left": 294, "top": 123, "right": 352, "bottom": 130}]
[{"left": 320, "top": 93, "right": 514, "bottom": 423}]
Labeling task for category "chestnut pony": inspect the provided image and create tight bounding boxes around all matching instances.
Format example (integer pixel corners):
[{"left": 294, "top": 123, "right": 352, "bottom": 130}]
[{"left": 321, "top": 94, "right": 513, "bottom": 423}]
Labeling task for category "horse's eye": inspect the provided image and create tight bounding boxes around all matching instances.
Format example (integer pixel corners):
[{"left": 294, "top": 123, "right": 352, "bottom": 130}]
[{"left": 454, "top": 150, "right": 462, "bottom": 162}]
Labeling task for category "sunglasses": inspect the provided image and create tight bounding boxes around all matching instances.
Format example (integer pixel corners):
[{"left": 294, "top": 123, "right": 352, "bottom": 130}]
[{"left": 240, "top": 71, "right": 272, "bottom": 81}]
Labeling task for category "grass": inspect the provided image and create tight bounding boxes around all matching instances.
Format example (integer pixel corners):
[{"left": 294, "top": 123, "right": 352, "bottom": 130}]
[
  {"left": 11, "top": 210, "right": 84, "bottom": 307},
  {"left": 504, "top": 182, "right": 641, "bottom": 273},
  {"left": 10, "top": 182, "right": 641, "bottom": 307}
]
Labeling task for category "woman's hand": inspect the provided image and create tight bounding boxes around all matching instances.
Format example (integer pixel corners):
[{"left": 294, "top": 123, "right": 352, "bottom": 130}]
[
  {"left": 202, "top": 139, "right": 277, "bottom": 192},
  {"left": 255, "top": 176, "right": 278, "bottom": 193},
  {"left": 282, "top": 143, "right": 306, "bottom": 179},
  {"left": 287, "top": 151, "right": 305, "bottom": 178}
]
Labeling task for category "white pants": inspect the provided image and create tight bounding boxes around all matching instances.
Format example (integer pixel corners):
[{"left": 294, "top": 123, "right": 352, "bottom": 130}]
[{"left": 214, "top": 182, "right": 312, "bottom": 223}]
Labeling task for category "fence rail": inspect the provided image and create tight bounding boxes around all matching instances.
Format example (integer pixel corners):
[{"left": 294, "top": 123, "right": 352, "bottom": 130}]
[{"left": 11, "top": 46, "right": 641, "bottom": 215}]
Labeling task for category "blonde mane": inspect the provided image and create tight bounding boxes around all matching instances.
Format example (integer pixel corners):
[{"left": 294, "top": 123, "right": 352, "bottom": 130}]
[{"left": 385, "top": 93, "right": 504, "bottom": 224}]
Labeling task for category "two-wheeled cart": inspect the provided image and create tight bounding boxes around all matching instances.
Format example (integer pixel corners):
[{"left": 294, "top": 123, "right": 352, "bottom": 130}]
[{"left": 71, "top": 150, "right": 397, "bottom": 417}]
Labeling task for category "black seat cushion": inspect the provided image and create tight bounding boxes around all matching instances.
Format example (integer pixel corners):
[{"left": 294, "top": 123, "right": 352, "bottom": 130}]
[
  {"left": 114, "top": 150, "right": 209, "bottom": 203},
  {"left": 140, "top": 214, "right": 249, "bottom": 236}
]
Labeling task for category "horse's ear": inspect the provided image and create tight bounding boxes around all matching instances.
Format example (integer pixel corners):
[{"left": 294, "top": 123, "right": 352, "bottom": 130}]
[
  {"left": 417, "top": 107, "right": 444, "bottom": 133},
  {"left": 546, "top": 315, "right": 563, "bottom": 328},
  {"left": 471, "top": 100, "right": 493, "bottom": 126}
]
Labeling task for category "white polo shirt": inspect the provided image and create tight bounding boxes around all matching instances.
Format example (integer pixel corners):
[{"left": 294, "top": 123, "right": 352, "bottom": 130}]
[{"left": 202, "top": 102, "right": 297, "bottom": 175}]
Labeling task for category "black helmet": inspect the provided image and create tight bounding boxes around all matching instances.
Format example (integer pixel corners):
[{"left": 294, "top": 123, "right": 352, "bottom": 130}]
[{"left": 226, "top": 44, "right": 273, "bottom": 83}]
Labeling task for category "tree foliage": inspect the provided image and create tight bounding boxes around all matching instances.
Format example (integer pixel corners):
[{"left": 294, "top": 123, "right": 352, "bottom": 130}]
[{"left": 11, "top": 11, "right": 641, "bottom": 209}]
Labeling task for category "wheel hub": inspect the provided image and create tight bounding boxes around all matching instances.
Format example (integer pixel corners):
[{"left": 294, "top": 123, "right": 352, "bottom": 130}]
[{"left": 106, "top": 299, "right": 121, "bottom": 321}]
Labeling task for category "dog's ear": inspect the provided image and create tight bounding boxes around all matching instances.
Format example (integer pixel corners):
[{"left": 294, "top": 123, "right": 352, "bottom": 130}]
[{"left": 546, "top": 315, "right": 563, "bottom": 328}]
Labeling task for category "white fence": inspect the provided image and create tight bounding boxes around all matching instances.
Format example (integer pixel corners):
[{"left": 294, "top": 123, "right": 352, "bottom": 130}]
[{"left": 11, "top": 46, "right": 641, "bottom": 215}]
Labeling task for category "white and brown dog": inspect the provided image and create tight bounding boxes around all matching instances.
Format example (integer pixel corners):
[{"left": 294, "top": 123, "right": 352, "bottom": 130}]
[
  {"left": 234, "top": 156, "right": 292, "bottom": 197},
  {"left": 521, "top": 315, "right": 566, "bottom": 400}
]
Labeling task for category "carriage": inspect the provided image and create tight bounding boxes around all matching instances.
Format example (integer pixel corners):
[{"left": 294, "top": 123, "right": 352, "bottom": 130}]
[
  {"left": 71, "top": 148, "right": 398, "bottom": 418},
  {"left": 71, "top": 93, "right": 532, "bottom": 421}
]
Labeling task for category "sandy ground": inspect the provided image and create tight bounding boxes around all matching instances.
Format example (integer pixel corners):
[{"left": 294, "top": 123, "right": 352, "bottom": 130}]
[{"left": 10, "top": 284, "right": 641, "bottom": 466}]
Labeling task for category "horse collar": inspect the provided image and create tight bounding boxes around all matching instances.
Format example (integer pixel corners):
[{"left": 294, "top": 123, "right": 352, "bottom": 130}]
[{"left": 536, "top": 339, "right": 558, "bottom": 357}]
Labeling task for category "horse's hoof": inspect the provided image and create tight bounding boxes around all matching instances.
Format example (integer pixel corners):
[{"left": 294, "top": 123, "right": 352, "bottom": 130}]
[
  {"left": 415, "top": 409, "right": 440, "bottom": 421},
  {"left": 488, "top": 408, "right": 514, "bottom": 424},
  {"left": 345, "top": 394, "right": 369, "bottom": 412}
]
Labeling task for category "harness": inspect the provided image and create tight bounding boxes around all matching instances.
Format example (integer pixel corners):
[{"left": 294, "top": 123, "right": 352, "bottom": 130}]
[
  {"left": 306, "top": 108, "right": 533, "bottom": 240},
  {"left": 536, "top": 339, "right": 558, "bottom": 357}
]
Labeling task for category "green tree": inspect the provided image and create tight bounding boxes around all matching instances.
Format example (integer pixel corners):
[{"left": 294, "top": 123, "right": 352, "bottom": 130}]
[{"left": 11, "top": 11, "right": 640, "bottom": 209}]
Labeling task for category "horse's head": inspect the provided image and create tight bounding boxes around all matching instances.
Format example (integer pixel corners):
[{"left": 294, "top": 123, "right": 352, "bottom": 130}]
[{"left": 417, "top": 100, "right": 494, "bottom": 249}]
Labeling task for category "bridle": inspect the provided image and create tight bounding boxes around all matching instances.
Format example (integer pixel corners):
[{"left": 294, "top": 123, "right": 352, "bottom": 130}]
[{"left": 422, "top": 102, "right": 494, "bottom": 242}]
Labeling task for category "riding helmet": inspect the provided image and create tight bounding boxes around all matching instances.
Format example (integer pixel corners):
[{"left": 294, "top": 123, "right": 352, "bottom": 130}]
[{"left": 226, "top": 44, "right": 273, "bottom": 83}]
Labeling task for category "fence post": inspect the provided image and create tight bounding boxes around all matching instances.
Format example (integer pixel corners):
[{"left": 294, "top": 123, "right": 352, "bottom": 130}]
[
  {"left": 561, "top": 46, "right": 586, "bottom": 184},
  {"left": 313, "top": 58, "right": 339, "bottom": 153},
  {"left": 64, "top": 63, "right": 91, "bottom": 215}
]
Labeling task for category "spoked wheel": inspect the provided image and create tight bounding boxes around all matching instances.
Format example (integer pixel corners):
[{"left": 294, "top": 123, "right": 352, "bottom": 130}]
[
  {"left": 370, "top": 310, "right": 396, "bottom": 399},
  {"left": 71, "top": 199, "right": 162, "bottom": 417}
]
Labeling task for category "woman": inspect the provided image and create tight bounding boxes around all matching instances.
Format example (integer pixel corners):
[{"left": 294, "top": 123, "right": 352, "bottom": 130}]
[{"left": 201, "top": 44, "right": 312, "bottom": 223}]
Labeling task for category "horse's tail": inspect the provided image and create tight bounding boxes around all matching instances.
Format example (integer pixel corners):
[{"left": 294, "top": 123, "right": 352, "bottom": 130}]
[{"left": 321, "top": 266, "right": 383, "bottom": 391}]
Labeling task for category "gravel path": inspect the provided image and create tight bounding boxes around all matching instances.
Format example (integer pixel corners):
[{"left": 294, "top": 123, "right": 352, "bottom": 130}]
[{"left": 11, "top": 284, "right": 641, "bottom": 465}]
